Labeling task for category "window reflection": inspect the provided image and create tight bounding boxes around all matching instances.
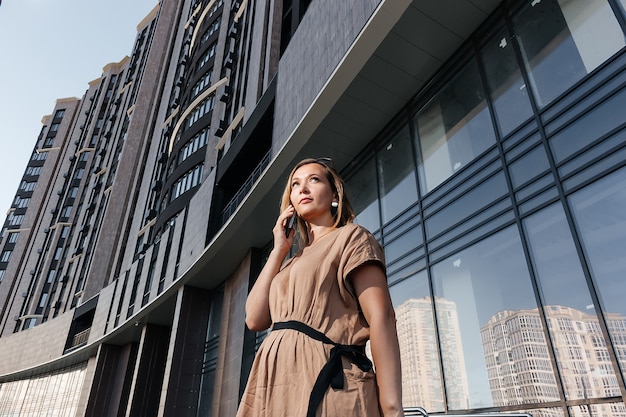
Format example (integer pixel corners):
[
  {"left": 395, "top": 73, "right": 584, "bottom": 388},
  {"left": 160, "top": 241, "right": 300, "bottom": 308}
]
[
  {"left": 512, "top": 0, "right": 625, "bottom": 107},
  {"left": 377, "top": 127, "right": 418, "bottom": 224},
  {"left": 414, "top": 59, "right": 496, "bottom": 194},
  {"left": 479, "top": 28, "right": 533, "bottom": 137},
  {"left": 0, "top": 363, "right": 86, "bottom": 416},
  {"left": 389, "top": 270, "right": 445, "bottom": 412},
  {"left": 346, "top": 157, "right": 380, "bottom": 233},
  {"left": 523, "top": 203, "right": 621, "bottom": 400},
  {"left": 569, "top": 167, "right": 626, "bottom": 382},
  {"left": 431, "top": 226, "right": 546, "bottom": 409}
]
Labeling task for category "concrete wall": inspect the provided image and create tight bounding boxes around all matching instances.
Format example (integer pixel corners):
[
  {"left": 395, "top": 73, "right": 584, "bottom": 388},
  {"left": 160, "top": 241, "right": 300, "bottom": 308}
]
[
  {"left": 0, "top": 309, "right": 74, "bottom": 375},
  {"left": 273, "top": 0, "right": 380, "bottom": 150}
]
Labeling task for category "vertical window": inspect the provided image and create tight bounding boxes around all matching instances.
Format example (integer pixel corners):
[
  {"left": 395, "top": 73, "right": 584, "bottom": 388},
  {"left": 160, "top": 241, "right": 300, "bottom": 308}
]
[
  {"left": 414, "top": 59, "right": 496, "bottom": 194},
  {"left": 512, "top": 0, "right": 625, "bottom": 107},
  {"left": 346, "top": 157, "right": 380, "bottom": 233},
  {"left": 8, "top": 232, "right": 19, "bottom": 243},
  {"left": 569, "top": 167, "right": 626, "bottom": 382},
  {"left": 377, "top": 126, "right": 418, "bottom": 224},
  {"left": 523, "top": 203, "right": 620, "bottom": 400},
  {"left": 431, "top": 226, "right": 547, "bottom": 409},
  {"left": 1, "top": 251, "right": 11, "bottom": 263},
  {"left": 197, "top": 289, "right": 224, "bottom": 416},
  {"left": 479, "top": 28, "right": 534, "bottom": 137},
  {"left": 389, "top": 270, "right": 445, "bottom": 412}
]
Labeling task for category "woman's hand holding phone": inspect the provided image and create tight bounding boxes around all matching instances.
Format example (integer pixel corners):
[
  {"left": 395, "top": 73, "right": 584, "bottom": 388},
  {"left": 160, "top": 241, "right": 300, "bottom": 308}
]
[{"left": 284, "top": 214, "right": 296, "bottom": 238}]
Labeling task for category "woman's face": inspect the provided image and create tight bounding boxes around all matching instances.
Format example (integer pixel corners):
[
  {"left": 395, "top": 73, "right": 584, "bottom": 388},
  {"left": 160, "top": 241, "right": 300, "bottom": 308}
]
[{"left": 290, "top": 163, "right": 335, "bottom": 225}]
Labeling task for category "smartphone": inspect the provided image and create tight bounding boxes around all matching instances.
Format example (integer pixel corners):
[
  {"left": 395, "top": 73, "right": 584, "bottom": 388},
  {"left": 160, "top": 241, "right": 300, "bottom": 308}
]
[{"left": 285, "top": 214, "right": 296, "bottom": 238}]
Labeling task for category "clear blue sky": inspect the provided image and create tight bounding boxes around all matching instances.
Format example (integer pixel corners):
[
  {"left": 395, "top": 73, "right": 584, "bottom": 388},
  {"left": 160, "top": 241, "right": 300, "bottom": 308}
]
[{"left": 0, "top": 0, "right": 156, "bottom": 217}]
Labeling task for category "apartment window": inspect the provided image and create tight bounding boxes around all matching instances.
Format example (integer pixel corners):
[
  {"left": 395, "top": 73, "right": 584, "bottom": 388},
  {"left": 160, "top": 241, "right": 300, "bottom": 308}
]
[
  {"left": 79, "top": 151, "right": 90, "bottom": 162},
  {"left": 172, "top": 164, "right": 204, "bottom": 200},
  {"left": 44, "top": 137, "right": 55, "bottom": 147},
  {"left": 196, "top": 42, "right": 217, "bottom": 71},
  {"left": 16, "top": 197, "right": 30, "bottom": 209},
  {"left": 7, "top": 232, "right": 19, "bottom": 244},
  {"left": 0, "top": 269, "right": 5, "bottom": 282},
  {"left": 186, "top": 95, "right": 215, "bottom": 129},
  {"left": 200, "top": 19, "right": 220, "bottom": 45},
  {"left": 8, "top": 214, "right": 24, "bottom": 226},
  {"left": 61, "top": 226, "right": 70, "bottom": 239},
  {"left": 31, "top": 151, "right": 47, "bottom": 161},
  {"left": 178, "top": 128, "right": 209, "bottom": 164},
  {"left": 192, "top": 70, "right": 213, "bottom": 98},
  {"left": 38, "top": 293, "right": 49, "bottom": 309},
  {"left": 1, "top": 250, "right": 11, "bottom": 263},
  {"left": 49, "top": 123, "right": 60, "bottom": 132},
  {"left": 21, "top": 181, "right": 36, "bottom": 192},
  {"left": 26, "top": 166, "right": 42, "bottom": 176},
  {"left": 512, "top": 0, "right": 626, "bottom": 107},
  {"left": 54, "top": 109, "right": 65, "bottom": 118},
  {"left": 61, "top": 206, "right": 72, "bottom": 219}
]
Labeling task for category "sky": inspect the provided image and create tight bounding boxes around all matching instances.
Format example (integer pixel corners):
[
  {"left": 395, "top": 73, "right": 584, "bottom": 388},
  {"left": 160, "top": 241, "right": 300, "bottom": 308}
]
[{"left": 0, "top": 0, "right": 156, "bottom": 218}]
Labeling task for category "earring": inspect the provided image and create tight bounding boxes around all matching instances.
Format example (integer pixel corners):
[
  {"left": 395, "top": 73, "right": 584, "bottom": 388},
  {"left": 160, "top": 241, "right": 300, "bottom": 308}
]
[{"left": 331, "top": 201, "right": 338, "bottom": 216}]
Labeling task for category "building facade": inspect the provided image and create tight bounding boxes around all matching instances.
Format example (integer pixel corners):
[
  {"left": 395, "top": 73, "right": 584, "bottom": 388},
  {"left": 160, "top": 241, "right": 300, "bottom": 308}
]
[{"left": 1, "top": 0, "right": 626, "bottom": 416}]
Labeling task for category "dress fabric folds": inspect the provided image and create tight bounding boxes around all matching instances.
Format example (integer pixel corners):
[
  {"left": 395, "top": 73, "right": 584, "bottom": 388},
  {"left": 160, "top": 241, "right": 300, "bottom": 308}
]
[{"left": 236, "top": 223, "right": 385, "bottom": 417}]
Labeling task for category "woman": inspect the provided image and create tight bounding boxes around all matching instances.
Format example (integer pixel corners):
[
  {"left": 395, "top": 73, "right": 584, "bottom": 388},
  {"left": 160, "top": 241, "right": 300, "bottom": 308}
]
[{"left": 238, "top": 158, "right": 403, "bottom": 417}]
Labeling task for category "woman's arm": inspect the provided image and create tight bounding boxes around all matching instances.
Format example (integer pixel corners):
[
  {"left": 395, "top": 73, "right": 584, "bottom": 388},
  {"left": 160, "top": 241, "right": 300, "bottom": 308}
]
[
  {"left": 352, "top": 263, "right": 404, "bottom": 417},
  {"left": 245, "top": 206, "right": 295, "bottom": 331}
]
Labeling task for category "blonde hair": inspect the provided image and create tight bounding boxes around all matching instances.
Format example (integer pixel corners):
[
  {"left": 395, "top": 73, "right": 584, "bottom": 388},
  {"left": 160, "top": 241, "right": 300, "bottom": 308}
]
[{"left": 280, "top": 158, "right": 355, "bottom": 247}]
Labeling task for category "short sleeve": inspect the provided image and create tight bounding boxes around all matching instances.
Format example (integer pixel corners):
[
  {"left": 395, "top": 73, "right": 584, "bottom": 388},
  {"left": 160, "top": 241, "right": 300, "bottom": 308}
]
[{"left": 337, "top": 224, "right": 386, "bottom": 299}]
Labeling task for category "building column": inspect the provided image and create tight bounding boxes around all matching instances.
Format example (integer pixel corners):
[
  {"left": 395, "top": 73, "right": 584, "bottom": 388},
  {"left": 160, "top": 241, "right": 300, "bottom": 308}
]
[
  {"left": 162, "top": 285, "right": 212, "bottom": 417},
  {"left": 84, "top": 343, "right": 139, "bottom": 417},
  {"left": 127, "top": 324, "right": 172, "bottom": 417}
]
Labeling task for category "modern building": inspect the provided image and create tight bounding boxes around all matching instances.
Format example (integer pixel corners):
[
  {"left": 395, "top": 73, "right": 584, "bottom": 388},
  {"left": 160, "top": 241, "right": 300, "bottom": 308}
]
[{"left": 1, "top": 0, "right": 626, "bottom": 416}]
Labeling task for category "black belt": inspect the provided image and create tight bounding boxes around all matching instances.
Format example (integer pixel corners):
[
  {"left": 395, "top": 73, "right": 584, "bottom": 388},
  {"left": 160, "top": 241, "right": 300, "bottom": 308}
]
[{"left": 272, "top": 320, "right": 373, "bottom": 417}]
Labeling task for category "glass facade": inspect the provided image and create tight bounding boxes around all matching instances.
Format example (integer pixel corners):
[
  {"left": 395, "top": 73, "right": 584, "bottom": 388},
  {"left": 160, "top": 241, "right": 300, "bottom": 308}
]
[
  {"left": 0, "top": 363, "right": 86, "bottom": 416},
  {"left": 344, "top": 0, "right": 626, "bottom": 414}
]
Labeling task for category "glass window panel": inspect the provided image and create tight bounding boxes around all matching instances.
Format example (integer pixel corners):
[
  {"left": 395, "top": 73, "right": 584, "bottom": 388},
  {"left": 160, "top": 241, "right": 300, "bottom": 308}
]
[
  {"left": 569, "top": 166, "right": 626, "bottom": 381},
  {"left": 509, "top": 144, "right": 551, "bottom": 188},
  {"left": 425, "top": 172, "right": 508, "bottom": 240},
  {"left": 377, "top": 126, "right": 418, "bottom": 224},
  {"left": 389, "top": 270, "right": 445, "bottom": 412},
  {"left": 549, "top": 89, "right": 626, "bottom": 164},
  {"left": 480, "top": 28, "right": 534, "bottom": 137},
  {"left": 431, "top": 226, "right": 551, "bottom": 409},
  {"left": 513, "top": 0, "right": 625, "bottom": 107},
  {"left": 415, "top": 59, "right": 496, "bottom": 194},
  {"left": 523, "top": 203, "right": 620, "bottom": 400},
  {"left": 346, "top": 157, "right": 380, "bottom": 232},
  {"left": 384, "top": 226, "right": 423, "bottom": 265}
]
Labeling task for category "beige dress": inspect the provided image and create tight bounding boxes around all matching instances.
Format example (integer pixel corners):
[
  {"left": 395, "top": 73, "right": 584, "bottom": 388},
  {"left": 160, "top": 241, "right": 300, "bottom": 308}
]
[{"left": 236, "top": 223, "right": 386, "bottom": 417}]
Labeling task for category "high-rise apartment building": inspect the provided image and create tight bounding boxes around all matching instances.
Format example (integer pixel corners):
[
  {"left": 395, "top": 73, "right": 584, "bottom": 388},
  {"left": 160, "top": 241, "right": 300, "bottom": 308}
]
[{"left": 1, "top": 0, "right": 626, "bottom": 416}]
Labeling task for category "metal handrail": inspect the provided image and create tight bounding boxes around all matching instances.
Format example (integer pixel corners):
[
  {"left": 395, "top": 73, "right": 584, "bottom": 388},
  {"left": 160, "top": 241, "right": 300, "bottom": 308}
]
[{"left": 403, "top": 408, "right": 532, "bottom": 417}]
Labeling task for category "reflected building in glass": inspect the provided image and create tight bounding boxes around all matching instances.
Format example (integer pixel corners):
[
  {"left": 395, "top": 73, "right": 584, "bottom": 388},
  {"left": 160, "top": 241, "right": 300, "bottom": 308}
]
[
  {"left": 481, "top": 306, "right": 626, "bottom": 416},
  {"left": 1, "top": 0, "right": 626, "bottom": 416},
  {"left": 396, "top": 297, "right": 469, "bottom": 411}
]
